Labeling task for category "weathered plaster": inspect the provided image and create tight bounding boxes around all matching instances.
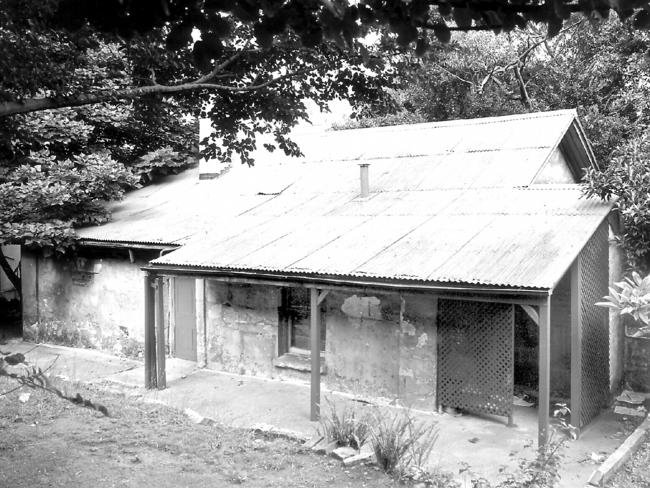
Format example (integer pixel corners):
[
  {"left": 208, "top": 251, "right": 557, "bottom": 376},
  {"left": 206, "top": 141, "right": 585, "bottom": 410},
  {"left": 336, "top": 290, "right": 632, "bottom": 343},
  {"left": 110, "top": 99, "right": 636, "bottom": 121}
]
[
  {"left": 204, "top": 281, "right": 279, "bottom": 376},
  {"left": 21, "top": 248, "right": 165, "bottom": 358},
  {"left": 201, "top": 283, "right": 438, "bottom": 409}
]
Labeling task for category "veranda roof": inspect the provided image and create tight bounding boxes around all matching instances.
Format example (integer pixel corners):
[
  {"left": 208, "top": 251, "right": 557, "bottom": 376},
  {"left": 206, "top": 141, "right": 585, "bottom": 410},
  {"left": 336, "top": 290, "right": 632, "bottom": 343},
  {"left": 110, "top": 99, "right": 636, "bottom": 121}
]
[{"left": 150, "top": 184, "right": 610, "bottom": 290}]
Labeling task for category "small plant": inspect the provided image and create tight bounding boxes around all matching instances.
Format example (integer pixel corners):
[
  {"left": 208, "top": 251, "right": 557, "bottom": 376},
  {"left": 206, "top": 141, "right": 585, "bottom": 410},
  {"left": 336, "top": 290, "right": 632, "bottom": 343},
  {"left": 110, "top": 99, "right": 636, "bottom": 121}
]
[
  {"left": 369, "top": 408, "right": 439, "bottom": 477},
  {"left": 476, "top": 404, "right": 572, "bottom": 488},
  {"left": 0, "top": 350, "right": 109, "bottom": 416},
  {"left": 597, "top": 271, "right": 650, "bottom": 336},
  {"left": 318, "top": 396, "right": 370, "bottom": 450}
]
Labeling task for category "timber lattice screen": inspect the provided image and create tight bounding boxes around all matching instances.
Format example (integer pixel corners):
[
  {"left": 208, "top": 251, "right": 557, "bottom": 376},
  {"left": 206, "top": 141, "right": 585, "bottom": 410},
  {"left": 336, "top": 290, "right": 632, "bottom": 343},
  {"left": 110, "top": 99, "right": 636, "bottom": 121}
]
[
  {"left": 579, "top": 220, "right": 610, "bottom": 428},
  {"left": 437, "top": 300, "right": 514, "bottom": 419}
]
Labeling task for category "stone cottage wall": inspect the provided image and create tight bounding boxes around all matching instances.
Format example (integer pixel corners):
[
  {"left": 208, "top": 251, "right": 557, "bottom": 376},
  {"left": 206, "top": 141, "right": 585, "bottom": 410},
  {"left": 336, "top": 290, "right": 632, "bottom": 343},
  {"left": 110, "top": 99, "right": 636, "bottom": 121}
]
[
  {"left": 203, "top": 280, "right": 280, "bottom": 376},
  {"left": 202, "top": 281, "right": 438, "bottom": 409},
  {"left": 21, "top": 248, "right": 165, "bottom": 357}
]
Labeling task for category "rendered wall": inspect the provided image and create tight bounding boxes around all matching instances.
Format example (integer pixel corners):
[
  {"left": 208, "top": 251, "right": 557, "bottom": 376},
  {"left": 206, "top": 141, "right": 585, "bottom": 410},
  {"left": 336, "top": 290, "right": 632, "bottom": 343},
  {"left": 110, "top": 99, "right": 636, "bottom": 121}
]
[
  {"left": 201, "top": 281, "right": 438, "bottom": 408},
  {"left": 21, "top": 248, "right": 163, "bottom": 357},
  {"left": 203, "top": 280, "right": 280, "bottom": 376}
]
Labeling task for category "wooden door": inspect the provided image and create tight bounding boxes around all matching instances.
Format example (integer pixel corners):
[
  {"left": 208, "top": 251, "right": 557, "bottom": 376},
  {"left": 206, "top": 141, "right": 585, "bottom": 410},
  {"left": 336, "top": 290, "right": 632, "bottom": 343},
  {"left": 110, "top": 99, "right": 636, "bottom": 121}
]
[{"left": 174, "top": 277, "right": 197, "bottom": 361}]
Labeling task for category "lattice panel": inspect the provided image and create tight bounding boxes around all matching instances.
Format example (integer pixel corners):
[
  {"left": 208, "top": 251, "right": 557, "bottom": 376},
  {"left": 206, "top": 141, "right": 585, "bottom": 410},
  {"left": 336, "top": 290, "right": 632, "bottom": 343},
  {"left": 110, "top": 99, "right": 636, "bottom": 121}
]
[
  {"left": 579, "top": 220, "right": 610, "bottom": 428},
  {"left": 438, "top": 300, "right": 514, "bottom": 418}
]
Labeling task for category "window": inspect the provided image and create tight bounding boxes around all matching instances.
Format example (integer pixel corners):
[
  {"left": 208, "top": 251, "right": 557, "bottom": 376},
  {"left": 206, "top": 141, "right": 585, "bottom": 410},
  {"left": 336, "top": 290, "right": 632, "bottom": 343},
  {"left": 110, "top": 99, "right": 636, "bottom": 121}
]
[{"left": 278, "top": 287, "right": 325, "bottom": 355}]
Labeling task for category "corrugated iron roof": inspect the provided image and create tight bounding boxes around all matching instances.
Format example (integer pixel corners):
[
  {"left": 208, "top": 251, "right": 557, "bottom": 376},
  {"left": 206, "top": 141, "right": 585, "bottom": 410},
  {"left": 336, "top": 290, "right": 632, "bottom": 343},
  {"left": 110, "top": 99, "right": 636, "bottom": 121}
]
[
  {"left": 78, "top": 109, "right": 610, "bottom": 290},
  {"left": 78, "top": 110, "right": 588, "bottom": 246},
  {"left": 151, "top": 186, "right": 611, "bottom": 290}
]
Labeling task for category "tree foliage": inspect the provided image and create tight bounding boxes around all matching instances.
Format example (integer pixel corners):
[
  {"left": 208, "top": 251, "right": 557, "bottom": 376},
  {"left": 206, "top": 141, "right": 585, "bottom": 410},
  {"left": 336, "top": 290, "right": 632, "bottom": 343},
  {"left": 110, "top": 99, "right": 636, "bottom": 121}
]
[
  {"left": 0, "top": 21, "right": 199, "bottom": 289},
  {"left": 3, "top": 1, "right": 650, "bottom": 279},
  {"left": 0, "top": 0, "right": 398, "bottom": 291}
]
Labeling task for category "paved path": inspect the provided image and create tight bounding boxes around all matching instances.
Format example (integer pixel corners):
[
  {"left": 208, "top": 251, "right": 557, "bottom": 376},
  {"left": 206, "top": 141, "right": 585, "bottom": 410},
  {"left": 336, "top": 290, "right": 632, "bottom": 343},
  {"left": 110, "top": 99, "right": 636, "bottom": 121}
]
[{"left": 2, "top": 340, "right": 632, "bottom": 487}]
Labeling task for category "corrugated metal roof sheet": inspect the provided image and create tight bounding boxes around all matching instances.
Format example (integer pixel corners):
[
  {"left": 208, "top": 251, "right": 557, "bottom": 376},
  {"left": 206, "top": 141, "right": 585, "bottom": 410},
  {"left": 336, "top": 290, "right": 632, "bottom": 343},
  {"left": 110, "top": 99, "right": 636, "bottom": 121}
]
[
  {"left": 78, "top": 110, "right": 584, "bottom": 246},
  {"left": 152, "top": 186, "right": 611, "bottom": 289},
  {"left": 275, "top": 109, "right": 577, "bottom": 164},
  {"left": 77, "top": 109, "right": 610, "bottom": 290}
]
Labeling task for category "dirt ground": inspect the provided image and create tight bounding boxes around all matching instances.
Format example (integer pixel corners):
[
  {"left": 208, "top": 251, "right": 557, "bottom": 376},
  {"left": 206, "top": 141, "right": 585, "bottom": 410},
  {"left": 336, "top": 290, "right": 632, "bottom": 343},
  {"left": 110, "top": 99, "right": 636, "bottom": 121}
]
[
  {"left": 0, "top": 377, "right": 399, "bottom": 488},
  {"left": 607, "top": 437, "right": 650, "bottom": 488}
]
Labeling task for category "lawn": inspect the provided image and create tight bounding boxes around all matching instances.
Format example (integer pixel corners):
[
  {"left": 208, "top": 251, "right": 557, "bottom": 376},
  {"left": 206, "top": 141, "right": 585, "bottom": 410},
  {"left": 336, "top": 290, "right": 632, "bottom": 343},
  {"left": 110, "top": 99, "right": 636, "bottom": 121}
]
[{"left": 0, "top": 377, "right": 398, "bottom": 488}]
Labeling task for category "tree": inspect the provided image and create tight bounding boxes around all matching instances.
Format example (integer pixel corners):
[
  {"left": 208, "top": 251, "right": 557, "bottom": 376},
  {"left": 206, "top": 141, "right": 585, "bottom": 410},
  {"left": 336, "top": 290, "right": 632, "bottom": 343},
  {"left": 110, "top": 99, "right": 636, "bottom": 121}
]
[
  {"left": 0, "top": 35, "right": 198, "bottom": 293},
  {"left": 3, "top": 0, "right": 650, "bottom": 283},
  {"left": 5, "top": 0, "right": 650, "bottom": 118}
]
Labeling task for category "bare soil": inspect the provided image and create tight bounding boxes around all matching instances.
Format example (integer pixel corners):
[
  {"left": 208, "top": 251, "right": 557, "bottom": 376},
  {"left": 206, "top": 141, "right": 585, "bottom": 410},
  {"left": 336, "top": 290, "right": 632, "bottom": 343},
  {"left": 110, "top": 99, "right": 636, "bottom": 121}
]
[{"left": 0, "top": 377, "right": 399, "bottom": 488}]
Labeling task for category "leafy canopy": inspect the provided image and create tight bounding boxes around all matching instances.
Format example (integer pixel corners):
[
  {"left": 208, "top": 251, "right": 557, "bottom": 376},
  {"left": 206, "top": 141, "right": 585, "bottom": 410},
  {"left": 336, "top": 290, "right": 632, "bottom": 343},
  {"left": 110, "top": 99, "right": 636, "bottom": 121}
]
[
  {"left": 0, "top": 0, "right": 397, "bottom": 286},
  {"left": 3, "top": 1, "right": 650, "bottom": 275}
]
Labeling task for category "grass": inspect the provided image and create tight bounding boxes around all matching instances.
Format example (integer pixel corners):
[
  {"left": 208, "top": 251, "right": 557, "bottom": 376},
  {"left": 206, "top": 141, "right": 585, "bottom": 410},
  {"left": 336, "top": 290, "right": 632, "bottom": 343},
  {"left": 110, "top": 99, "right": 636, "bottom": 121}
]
[{"left": 0, "top": 377, "right": 399, "bottom": 488}]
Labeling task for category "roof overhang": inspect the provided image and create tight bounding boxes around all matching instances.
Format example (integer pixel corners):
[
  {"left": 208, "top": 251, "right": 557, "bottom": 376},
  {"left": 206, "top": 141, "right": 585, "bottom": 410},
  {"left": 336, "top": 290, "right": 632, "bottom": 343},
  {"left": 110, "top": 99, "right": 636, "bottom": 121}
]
[
  {"left": 79, "top": 239, "right": 179, "bottom": 252},
  {"left": 142, "top": 264, "right": 551, "bottom": 304}
]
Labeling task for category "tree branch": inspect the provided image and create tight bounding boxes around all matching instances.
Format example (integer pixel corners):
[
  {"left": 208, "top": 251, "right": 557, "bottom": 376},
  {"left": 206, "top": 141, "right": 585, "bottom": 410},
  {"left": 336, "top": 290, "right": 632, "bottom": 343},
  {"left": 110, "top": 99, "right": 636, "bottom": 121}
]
[
  {"left": 432, "top": 62, "right": 474, "bottom": 86},
  {"left": 0, "top": 69, "right": 310, "bottom": 117},
  {"left": 192, "top": 49, "right": 250, "bottom": 85},
  {"left": 514, "top": 65, "right": 532, "bottom": 110}
]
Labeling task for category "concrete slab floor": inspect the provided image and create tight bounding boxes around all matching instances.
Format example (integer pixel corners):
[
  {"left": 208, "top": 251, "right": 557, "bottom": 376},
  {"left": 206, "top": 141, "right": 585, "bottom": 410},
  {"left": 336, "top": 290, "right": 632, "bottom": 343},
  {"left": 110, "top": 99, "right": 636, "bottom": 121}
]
[{"left": 1, "top": 341, "right": 633, "bottom": 487}]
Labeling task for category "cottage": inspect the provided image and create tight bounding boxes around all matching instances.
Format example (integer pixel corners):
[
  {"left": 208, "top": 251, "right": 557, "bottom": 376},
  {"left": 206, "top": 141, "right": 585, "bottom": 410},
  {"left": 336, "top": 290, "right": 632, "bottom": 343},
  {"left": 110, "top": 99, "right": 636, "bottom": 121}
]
[{"left": 22, "top": 110, "right": 620, "bottom": 445}]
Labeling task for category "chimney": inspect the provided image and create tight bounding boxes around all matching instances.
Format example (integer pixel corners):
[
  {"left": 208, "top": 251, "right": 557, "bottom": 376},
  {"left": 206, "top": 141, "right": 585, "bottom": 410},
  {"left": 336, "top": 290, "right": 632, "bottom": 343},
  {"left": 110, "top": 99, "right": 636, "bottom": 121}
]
[
  {"left": 198, "top": 158, "right": 227, "bottom": 180},
  {"left": 198, "top": 117, "right": 229, "bottom": 180},
  {"left": 359, "top": 163, "right": 370, "bottom": 198}
]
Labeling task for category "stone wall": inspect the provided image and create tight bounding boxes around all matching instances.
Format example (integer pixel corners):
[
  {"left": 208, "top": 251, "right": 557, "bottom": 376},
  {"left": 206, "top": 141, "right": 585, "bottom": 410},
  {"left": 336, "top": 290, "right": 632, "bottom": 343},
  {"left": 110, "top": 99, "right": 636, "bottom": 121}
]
[
  {"left": 21, "top": 247, "right": 164, "bottom": 357},
  {"left": 201, "top": 281, "right": 438, "bottom": 408},
  {"left": 204, "top": 280, "right": 280, "bottom": 376}
]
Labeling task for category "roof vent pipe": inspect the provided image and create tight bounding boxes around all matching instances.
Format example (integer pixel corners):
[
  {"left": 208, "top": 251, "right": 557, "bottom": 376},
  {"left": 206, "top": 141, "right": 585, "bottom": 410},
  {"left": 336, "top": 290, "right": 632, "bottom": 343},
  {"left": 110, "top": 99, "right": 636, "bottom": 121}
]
[{"left": 359, "top": 163, "right": 370, "bottom": 198}]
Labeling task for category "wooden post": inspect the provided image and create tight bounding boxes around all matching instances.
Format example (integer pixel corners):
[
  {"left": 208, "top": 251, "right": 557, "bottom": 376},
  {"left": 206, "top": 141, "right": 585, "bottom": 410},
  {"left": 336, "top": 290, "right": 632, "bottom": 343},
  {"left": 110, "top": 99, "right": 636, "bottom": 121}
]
[
  {"left": 570, "top": 259, "right": 582, "bottom": 433},
  {"left": 155, "top": 276, "right": 166, "bottom": 389},
  {"left": 144, "top": 272, "right": 157, "bottom": 389},
  {"left": 196, "top": 278, "right": 206, "bottom": 367},
  {"left": 538, "top": 295, "right": 551, "bottom": 447},
  {"left": 310, "top": 287, "right": 320, "bottom": 421}
]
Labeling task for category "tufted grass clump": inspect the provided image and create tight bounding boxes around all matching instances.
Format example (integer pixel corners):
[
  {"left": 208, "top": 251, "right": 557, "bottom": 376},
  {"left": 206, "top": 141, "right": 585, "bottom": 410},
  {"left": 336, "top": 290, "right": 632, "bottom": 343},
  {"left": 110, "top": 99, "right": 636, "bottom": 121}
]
[
  {"left": 318, "top": 396, "right": 371, "bottom": 450},
  {"left": 370, "top": 409, "right": 439, "bottom": 477}
]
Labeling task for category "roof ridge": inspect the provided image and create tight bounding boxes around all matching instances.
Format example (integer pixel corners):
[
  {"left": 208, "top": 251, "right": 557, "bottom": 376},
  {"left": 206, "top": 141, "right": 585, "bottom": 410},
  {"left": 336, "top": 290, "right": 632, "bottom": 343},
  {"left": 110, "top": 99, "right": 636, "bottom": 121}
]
[{"left": 327, "top": 109, "right": 577, "bottom": 135}]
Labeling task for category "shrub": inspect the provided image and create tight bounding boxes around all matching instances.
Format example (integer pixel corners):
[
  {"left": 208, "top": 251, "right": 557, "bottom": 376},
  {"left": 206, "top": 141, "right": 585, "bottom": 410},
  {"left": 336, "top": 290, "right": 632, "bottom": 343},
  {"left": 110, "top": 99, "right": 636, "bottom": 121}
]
[
  {"left": 597, "top": 271, "right": 650, "bottom": 336},
  {"left": 318, "top": 397, "right": 370, "bottom": 450},
  {"left": 369, "top": 409, "right": 439, "bottom": 477},
  {"left": 584, "top": 136, "right": 650, "bottom": 272}
]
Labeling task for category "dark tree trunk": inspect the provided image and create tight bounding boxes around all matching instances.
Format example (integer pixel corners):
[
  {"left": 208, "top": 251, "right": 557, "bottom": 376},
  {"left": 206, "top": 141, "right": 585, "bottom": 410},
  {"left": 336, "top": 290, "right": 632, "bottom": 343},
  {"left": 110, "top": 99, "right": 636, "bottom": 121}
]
[{"left": 0, "top": 250, "right": 20, "bottom": 297}]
